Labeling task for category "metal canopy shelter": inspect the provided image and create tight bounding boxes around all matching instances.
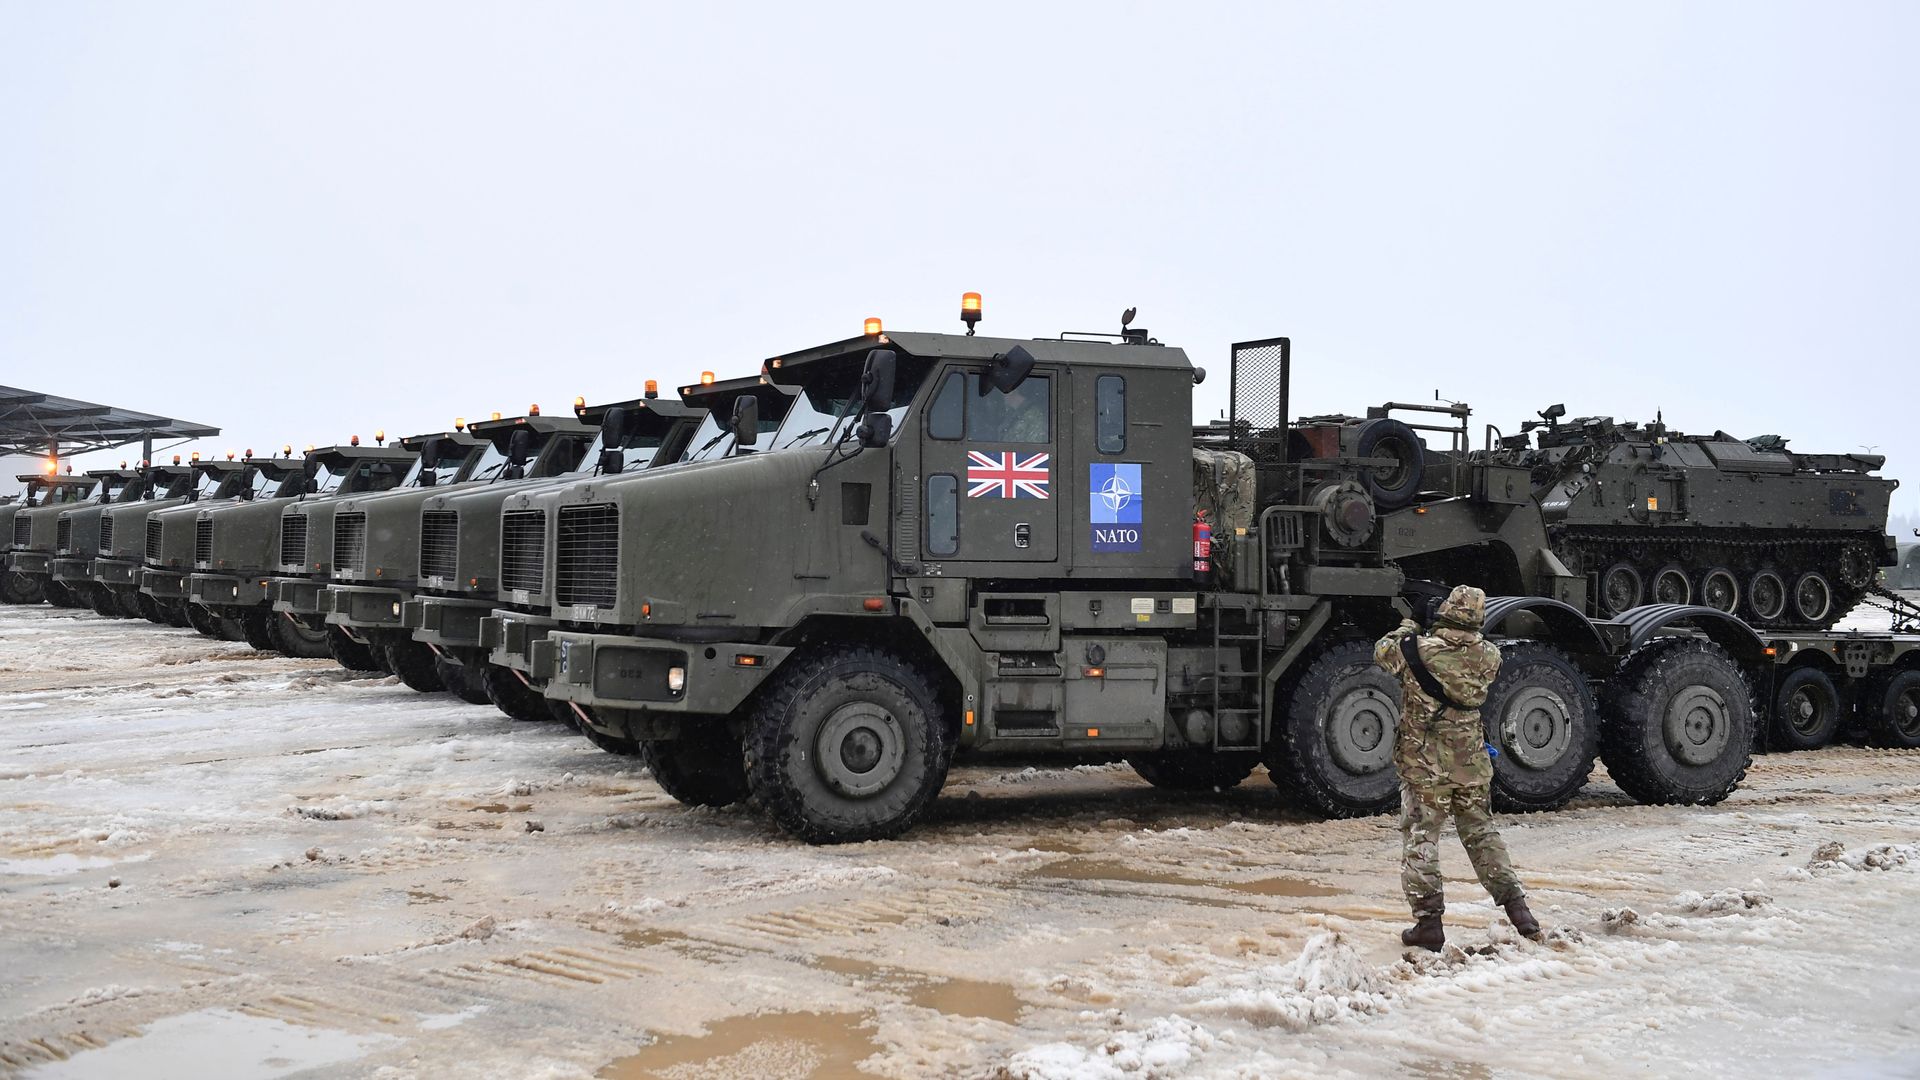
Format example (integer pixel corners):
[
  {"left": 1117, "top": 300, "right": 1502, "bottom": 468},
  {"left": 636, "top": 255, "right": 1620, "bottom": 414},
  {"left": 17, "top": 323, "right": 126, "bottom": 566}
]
[{"left": 0, "top": 385, "right": 219, "bottom": 465}]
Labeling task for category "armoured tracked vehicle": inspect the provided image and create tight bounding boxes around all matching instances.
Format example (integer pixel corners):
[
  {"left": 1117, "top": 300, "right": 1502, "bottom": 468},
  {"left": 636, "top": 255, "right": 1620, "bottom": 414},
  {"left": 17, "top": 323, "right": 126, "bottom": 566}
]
[
  {"left": 322, "top": 413, "right": 591, "bottom": 699},
  {"left": 49, "top": 466, "right": 146, "bottom": 610},
  {"left": 1487, "top": 409, "right": 1897, "bottom": 629},
  {"left": 185, "top": 449, "right": 332, "bottom": 653},
  {"left": 6, "top": 471, "right": 106, "bottom": 607}
]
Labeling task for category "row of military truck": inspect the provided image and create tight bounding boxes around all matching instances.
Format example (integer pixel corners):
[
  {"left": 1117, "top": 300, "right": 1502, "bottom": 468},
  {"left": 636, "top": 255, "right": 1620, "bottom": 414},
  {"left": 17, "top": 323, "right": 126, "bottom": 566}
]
[{"left": 3, "top": 308, "right": 1918, "bottom": 844}]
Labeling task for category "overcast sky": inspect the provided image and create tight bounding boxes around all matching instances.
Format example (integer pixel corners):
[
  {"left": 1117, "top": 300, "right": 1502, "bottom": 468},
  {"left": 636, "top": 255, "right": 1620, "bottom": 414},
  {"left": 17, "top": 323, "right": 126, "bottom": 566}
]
[{"left": 4, "top": 2, "right": 1916, "bottom": 521}]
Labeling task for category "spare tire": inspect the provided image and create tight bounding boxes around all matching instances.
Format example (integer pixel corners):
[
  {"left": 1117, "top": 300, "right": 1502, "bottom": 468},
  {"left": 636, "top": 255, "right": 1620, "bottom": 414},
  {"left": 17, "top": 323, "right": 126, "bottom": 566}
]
[{"left": 1353, "top": 418, "right": 1425, "bottom": 511}]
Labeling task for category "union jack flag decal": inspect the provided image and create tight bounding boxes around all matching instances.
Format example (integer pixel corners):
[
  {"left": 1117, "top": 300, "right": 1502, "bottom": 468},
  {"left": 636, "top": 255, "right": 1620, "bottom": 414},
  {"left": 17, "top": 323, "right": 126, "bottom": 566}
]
[{"left": 966, "top": 451, "right": 1051, "bottom": 499}]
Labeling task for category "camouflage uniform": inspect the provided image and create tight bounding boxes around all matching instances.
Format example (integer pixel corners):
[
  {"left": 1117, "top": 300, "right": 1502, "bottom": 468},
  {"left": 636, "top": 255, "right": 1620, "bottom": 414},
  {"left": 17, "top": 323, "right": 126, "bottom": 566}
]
[{"left": 1374, "top": 585, "right": 1526, "bottom": 917}]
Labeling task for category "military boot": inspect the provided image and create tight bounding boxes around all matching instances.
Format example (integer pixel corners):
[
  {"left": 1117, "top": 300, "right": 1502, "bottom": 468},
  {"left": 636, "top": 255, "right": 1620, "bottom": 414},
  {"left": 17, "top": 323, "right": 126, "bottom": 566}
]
[
  {"left": 1504, "top": 897, "right": 1541, "bottom": 939},
  {"left": 1400, "top": 913, "right": 1445, "bottom": 952}
]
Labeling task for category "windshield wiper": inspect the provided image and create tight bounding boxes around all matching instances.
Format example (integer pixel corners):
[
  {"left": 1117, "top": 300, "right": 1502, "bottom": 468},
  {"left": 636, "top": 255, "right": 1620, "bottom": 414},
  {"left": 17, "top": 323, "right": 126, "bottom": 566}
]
[{"left": 785, "top": 426, "right": 833, "bottom": 447}]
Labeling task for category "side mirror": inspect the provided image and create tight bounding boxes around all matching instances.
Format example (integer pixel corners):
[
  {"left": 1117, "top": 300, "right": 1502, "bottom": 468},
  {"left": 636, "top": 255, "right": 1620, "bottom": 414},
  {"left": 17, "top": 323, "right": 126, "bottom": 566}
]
[
  {"left": 731, "top": 395, "right": 760, "bottom": 448},
  {"left": 985, "top": 344, "right": 1036, "bottom": 394},
  {"left": 507, "top": 429, "right": 532, "bottom": 466},
  {"left": 858, "top": 412, "right": 893, "bottom": 448},
  {"left": 860, "top": 349, "right": 896, "bottom": 412}
]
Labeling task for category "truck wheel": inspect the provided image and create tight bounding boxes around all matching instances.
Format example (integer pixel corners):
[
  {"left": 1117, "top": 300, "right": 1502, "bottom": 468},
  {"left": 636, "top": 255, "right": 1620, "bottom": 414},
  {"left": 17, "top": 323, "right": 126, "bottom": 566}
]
[
  {"left": 43, "top": 579, "right": 80, "bottom": 608},
  {"left": 552, "top": 700, "right": 642, "bottom": 755},
  {"left": 747, "top": 645, "right": 952, "bottom": 844},
  {"left": 327, "top": 627, "right": 383, "bottom": 673},
  {"left": 434, "top": 655, "right": 493, "bottom": 705},
  {"left": 1126, "top": 750, "right": 1259, "bottom": 792},
  {"left": 1769, "top": 666, "right": 1841, "bottom": 750},
  {"left": 1483, "top": 643, "right": 1599, "bottom": 812},
  {"left": 1599, "top": 638, "right": 1754, "bottom": 805},
  {"left": 1859, "top": 669, "right": 1920, "bottom": 749},
  {"left": 90, "top": 586, "right": 122, "bottom": 618},
  {"left": 1353, "top": 418, "right": 1425, "bottom": 511},
  {"left": 135, "top": 591, "right": 167, "bottom": 623},
  {"left": 1265, "top": 640, "right": 1401, "bottom": 817},
  {"left": 384, "top": 640, "right": 446, "bottom": 693},
  {"left": 6, "top": 572, "right": 45, "bottom": 604},
  {"left": 482, "top": 664, "right": 550, "bottom": 722},
  {"left": 185, "top": 602, "right": 222, "bottom": 637},
  {"left": 269, "top": 613, "right": 332, "bottom": 658},
  {"left": 114, "top": 588, "right": 143, "bottom": 618},
  {"left": 642, "top": 727, "right": 751, "bottom": 807},
  {"left": 241, "top": 609, "right": 276, "bottom": 651},
  {"left": 162, "top": 600, "right": 191, "bottom": 628}
]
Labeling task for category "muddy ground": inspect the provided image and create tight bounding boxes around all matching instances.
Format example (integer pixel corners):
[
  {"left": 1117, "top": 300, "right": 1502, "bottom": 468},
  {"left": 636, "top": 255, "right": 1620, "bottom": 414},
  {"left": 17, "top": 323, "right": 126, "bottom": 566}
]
[{"left": 2, "top": 604, "right": 1917, "bottom": 1078}]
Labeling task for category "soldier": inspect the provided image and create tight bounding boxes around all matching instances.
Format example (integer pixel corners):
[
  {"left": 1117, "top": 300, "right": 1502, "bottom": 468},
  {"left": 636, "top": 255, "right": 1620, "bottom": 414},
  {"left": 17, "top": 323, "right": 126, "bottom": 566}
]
[{"left": 1375, "top": 584, "right": 1541, "bottom": 950}]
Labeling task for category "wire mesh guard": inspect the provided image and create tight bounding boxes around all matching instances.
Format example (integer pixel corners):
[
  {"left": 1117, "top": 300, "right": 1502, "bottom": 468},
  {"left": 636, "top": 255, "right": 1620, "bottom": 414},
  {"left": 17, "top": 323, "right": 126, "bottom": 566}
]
[
  {"left": 145, "top": 518, "right": 163, "bottom": 563},
  {"left": 1229, "top": 336, "right": 1291, "bottom": 463},
  {"left": 556, "top": 505, "right": 618, "bottom": 608},
  {"left": 500, "top": 510, "right": 546, "bottom": 595},
  {"left": 279, "top": 514, "right": 307, "bottom": 568},
  {"left": 419, "top": 511, "right": 459, "bottom": 581},
  {"left": 333, "top": 513, "right": 367, "bottom": 577}
]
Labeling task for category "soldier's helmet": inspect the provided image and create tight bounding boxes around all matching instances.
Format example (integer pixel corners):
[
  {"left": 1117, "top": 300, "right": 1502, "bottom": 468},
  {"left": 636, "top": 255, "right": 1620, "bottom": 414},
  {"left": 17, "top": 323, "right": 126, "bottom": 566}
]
[{"left": 1436, "top": 585, "right": 1486, "bottom": 633}]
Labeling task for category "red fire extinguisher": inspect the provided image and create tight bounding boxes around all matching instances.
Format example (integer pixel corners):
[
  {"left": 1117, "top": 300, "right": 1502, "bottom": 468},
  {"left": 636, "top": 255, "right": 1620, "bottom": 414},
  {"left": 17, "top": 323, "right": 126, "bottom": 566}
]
[{"left": 1193, "top": 513, "right": 1213, "bottom": 577}]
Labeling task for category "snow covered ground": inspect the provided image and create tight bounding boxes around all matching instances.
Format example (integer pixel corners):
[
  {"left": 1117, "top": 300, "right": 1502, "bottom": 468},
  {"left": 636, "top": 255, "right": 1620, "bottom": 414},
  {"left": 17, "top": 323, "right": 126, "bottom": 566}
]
[{"left": 2, "top": 603, "right": 1918, "bottom": 1079}]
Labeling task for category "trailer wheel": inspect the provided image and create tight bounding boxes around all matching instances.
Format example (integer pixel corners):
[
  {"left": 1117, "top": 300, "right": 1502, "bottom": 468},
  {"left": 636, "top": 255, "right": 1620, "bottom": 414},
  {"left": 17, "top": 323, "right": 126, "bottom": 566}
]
[
  {"left": 434, "top": 655, "right": 492, "bottom": 705},
  {"left": 327, "top": 626, "right": 382, "bottom": 672},
  {"left": 1769, "top": 667, "right": 1842, "bottom": 751},
  {"left": 1354, "top": 418, "right": 1425, "bottom": 511},
  {"left": 384, "top": 640, "right": 446, "bottom": 693},
  {"left": 1266, "top": 640, "right": 1400, "bottom": 817},
  {"left": 747, "top": 645, "right": 952, "bottom": 843},
  {"left": 240, "top": 609, "right": 276, "bottom": 652},
  {"left": 1483, "top": 643, "right": 1598, "bottom": 812},
  {"left": 482, "top": 664, "right": 550, "bottom": 722},
  {"left": 1127, "top": 750, "right": 1259, "bottom": 792},
  {"left": 269, "top": 612, "right": 332, "bottom": 658},
  {"left": 1860, "top": 669, "right": 1920, "bottom": 749},
  {"left": 1599, "top": 638, "right": 1753, "bottom": 805},
  {"left": 642, "top": 726, "right": 751, "bottom": 807}
]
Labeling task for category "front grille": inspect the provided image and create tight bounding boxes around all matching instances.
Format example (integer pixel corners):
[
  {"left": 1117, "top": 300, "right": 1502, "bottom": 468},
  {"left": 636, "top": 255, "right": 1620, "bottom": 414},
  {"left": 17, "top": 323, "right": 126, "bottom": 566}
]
[
  {"left": 420, "top": 510, "right": 459, "bottom": 581},
  {"left": 57, "top": 517, "right": 72, "bottom": 553},
  {"left": 333, "top": 513, "right": 367, "bottom": 576},
  {"left": 100, "top": 513, "right": 114, "bottom": 554},
  {"left": 12, "top": 517, "right": 28, "bottom": 549},
  {"left": 555, "top": 504, "right": 618, "bottom": 607},
  {"left": 501, "top": 510, "right": 545, "bottom": 594},
  {"left": 195, "top": 518, "right": 214, "bottom": 565},
  {"left": 281, "top": 514, "right": 307, "bottom": 567},
  {"left": 146, "top": 518, "right": 163, "bottom": 563}
]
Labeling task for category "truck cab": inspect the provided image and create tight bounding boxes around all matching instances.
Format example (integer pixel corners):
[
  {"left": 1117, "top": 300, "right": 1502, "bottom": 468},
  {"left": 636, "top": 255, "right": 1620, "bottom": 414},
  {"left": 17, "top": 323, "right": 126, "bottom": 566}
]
[{"left": 91, "top": 460, "right": 214, "bottom": 621}]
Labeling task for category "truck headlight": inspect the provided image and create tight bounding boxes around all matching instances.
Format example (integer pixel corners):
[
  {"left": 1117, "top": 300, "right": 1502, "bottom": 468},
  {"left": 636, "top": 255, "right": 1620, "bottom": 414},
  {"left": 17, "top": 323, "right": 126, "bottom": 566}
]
[
  {"left": 391, "top": 601, "right": 401, "bottom": 617},
  {"left": 667, "top": 666, "right": 686, "bottom": 693}
]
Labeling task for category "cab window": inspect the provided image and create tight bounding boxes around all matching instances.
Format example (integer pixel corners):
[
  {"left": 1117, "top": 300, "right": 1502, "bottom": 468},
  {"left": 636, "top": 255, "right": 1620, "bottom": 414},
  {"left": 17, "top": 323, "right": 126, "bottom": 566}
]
[
  {"left": 927, "top": 372, "right": 1051, "bottom": 443},
  {"left": 1096, "top": 375, "right": 1126, "bottom": 453}
]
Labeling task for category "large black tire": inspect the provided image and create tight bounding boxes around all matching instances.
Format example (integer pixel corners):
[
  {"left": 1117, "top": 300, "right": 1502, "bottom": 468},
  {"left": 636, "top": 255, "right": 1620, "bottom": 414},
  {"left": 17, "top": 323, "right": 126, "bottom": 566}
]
[
  {"left": 90, "top": 585, "right": 122, "bottom": 617},
  {"left": 1482, "top": 643, "right": 1598, "bottom": 812},
  {"left": 552, "top": 700, "right": 642, "bottom": 755},
  {"left": 269, "top": 612, "right": 332, "bottom": 658},
  {"left": 434, "top": 655, "right": 493, "bottom": 705},
  {"left": 1265, "top": 640, "right": 1401, "bottom": 817},
  {"left": 1598, "top": 638, "right": 1754, "bottom": 806},
  {"left": 0, "top": 571, "right": 30, "bottom": 604},
  {"left": 641, "top": 726, "right": 752, "bottom": 807},
  {"left": 1126, "top": 750, "right": 1260, "bottom": 792},
  {"left": 482, "top": 664, "right": 550, "bottom": 722},
  {"left": 134, "top": 591, "right": 166, "bottom": 623},
  {"left": 240, "top": 609, "right": 276, "bottom": 652},
  {"left": 1769, "top": 666, "right": 1842, "bottom": 751},
  {"left": 161, "top": 600, "right": 191, "bottom": 628},
  {"left": 1353, "top": 418, "right": 1425, "bottom": 511},
  {"left": 113, "top": 587, "right": 143, "bottom": 619},
  {"left": 43, "top": 579, "right": 81, "bottom": 609},
  {"left": 1859, "top": 669, "right": 1920, "bottom": 749},
  {"left": 746, "top": 646, "right": 952, "bottom": 844},
  {"left": 327, "top": 627, "right": 383, "bottom": 673},
  {"left": 384, "top": 640, "right": 446, "bottom": 693},
  {"left": 185, "top": 601, "right": 223, "bottom": 638}
]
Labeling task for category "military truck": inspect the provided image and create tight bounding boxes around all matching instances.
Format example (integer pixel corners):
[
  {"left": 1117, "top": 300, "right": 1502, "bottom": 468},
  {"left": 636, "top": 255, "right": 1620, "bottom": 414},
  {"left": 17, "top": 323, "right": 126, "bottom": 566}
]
[
  {"left": 1479, "top": 410, "right": 1897, "bottom": 629},
  {"left": 142, "top": 455, "right": 279, "bottom": 637},
  {"left": 4, "top": 474, "right": 96, "bottom": 604},
  {"left": 267, "top": 436, "right": 441, "bottom": 672},
  {"left": 406, "top": 386, "right": 715, "bottom": 721},
  {"left": 468, "top": 376, "right": 798, "bottom": 730},
  {"left": 6, "top": 471, "right": 106, "bottom": 607},
  {"left": 322, "top": 413, "right": 591, "bottom": 699},
  {"left": 95, "top": 456, "right": 240, "bottom": 623},
  {"left": 49, "top": 466, "right": 145, "bottom": 611},
  {"left": 185, "top": 449, "right": 333, "bottom": 654}
]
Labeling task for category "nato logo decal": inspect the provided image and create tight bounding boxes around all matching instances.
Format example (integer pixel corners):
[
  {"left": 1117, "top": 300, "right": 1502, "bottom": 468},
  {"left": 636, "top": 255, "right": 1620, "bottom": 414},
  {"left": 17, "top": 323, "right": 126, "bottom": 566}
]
[{"left": 1089, "top": 463, "right": 1143, "bottom": 552}]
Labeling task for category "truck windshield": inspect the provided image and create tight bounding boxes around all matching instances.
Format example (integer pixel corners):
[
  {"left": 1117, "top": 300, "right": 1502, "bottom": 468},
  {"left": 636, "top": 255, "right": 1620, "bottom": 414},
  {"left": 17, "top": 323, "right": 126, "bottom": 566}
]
[
  {"left": 114, "top": 481, "right": 145, "bottom": 503},
  {"left": 770, "top": 357, "right": 929, "bottom": 451},
  {"left": 680, "top": 414, "right": 735, "bottom": 463},
  {"left": 465, "top": 441, "right": 513, "bottom": 482},
  {"left": 609, "top": 430, "right": 666, "bottom": 473}
]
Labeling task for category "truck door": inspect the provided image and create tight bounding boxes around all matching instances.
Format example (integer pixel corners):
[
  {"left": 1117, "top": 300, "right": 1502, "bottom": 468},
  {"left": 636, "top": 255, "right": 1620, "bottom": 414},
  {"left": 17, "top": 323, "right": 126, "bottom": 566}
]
[{"left": 919, "top": 366, "right": 1059, "bottom": 563}]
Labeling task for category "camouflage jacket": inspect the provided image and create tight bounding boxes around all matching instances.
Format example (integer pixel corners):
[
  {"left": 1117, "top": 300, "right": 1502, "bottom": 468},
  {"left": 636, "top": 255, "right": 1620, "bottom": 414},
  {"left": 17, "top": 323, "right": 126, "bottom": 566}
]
[{"left": 1375, "top": 619, "right": 1502, "bottom": 791}]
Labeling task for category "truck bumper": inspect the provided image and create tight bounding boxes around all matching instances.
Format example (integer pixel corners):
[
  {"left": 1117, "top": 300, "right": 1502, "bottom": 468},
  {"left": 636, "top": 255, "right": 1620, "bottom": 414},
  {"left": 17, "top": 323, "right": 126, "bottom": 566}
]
[
  {"left": 93, "top": 558, "right": 141, "bottom": 587},
  {"left": 141, "top": 567, "right": 188, "bottom": 599},
  {"left": 407, "top": 594, "right": 494, "bottom": 651},
  {"left": 9, "top": 551, "right": 51, "bottom": 576},
  {"left": 484, "top": 611, "right": 559, "bottom": 678},
  {"left": 324, "top": 583, "right": 411, "bottom": 630},
  {"left": 189, "top": 572, "right": 272, "bottom": 608},
  {"left": 543, "top": 630, "right": 792, "bottom": 714},
  {"left": 271, "top": 576, "right": 326, "bottom": 617},
  {"left": 51, "top": 557, "right": 94, "bottom": 584}
]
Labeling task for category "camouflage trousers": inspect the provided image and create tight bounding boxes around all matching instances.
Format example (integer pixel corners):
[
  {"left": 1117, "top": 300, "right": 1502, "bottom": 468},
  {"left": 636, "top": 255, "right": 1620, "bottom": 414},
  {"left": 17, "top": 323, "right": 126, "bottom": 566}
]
[{"left": 1399, "top": 780, "right": 1525, "bottom": 916}]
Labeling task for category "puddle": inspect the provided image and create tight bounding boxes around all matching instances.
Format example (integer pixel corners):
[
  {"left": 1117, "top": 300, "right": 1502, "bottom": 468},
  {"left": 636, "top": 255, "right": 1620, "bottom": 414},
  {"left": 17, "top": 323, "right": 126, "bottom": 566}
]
[
  {"left": 26, "top": 1007, "right": 394, "bottom": 1080},
  {"left": 417, "top": 1004, "right": 489, "bottom": 1031},
  {"left": 406, "top": 890, "right": 450, "bottom": 904},
  {"left": 1033, "top": 859, "right": 1342, "bottom": 897},
  {"left": 0, "top": 853, "right": 120, "bottom": 877},
  {"left": 598, "top": 1011, "right": 874, "bottom": 1080},
  {"left": 471, "top": 802, "right": 533, "bottom": 814},
  {"left": 813, "top": 955, "right": 1024, "bottom": 1024},
  {"left": 618, "top": 928, "right": 695, "bottom": 950},
  {"left": 1020, "top": 837, "right": 1092, "bottom": 854}
]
